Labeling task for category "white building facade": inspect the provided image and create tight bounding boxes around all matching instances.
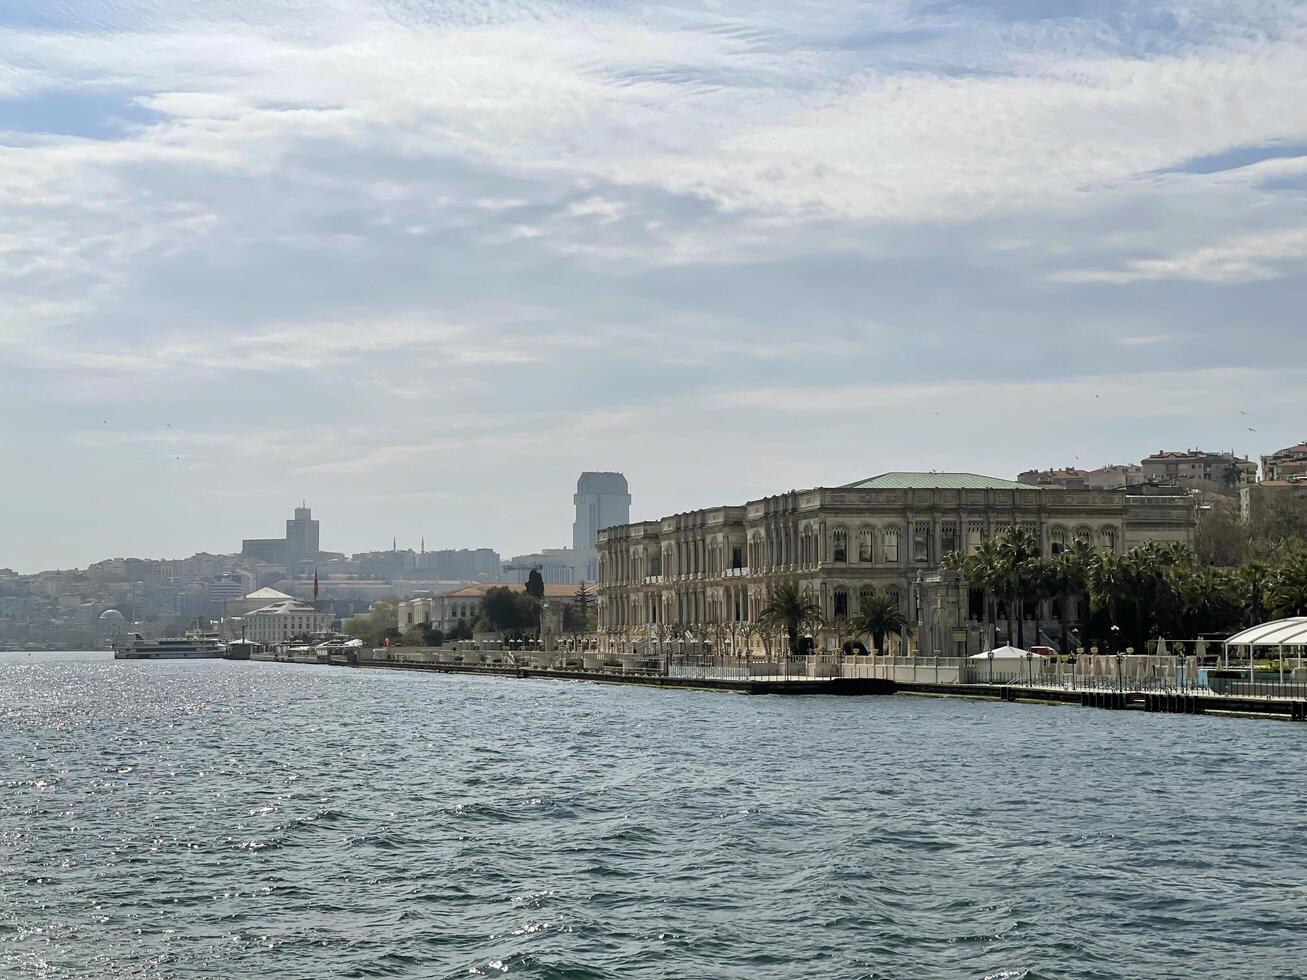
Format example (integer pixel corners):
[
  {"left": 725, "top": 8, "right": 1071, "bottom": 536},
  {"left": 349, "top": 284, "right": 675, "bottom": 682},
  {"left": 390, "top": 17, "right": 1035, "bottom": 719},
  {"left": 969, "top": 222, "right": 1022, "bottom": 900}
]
[
  {"left": 596, "top": 472, "right": 1197, "bottom": 655},
  {"left": 244, "top": 600, "right": 331, "bottom": 645}
]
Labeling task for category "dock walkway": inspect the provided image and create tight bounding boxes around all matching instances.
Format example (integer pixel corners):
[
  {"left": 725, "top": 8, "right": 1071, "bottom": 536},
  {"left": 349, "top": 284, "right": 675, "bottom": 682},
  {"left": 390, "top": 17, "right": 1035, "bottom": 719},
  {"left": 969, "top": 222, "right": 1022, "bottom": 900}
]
[{"left": 251, "top": 651, "right": 1307, "bottom": 718}]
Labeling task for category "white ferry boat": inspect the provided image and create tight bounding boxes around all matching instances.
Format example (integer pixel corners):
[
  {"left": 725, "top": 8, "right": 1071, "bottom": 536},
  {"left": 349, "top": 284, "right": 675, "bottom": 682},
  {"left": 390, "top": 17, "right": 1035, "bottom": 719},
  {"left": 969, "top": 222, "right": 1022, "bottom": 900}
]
[{"left": 113, "top": 632, "right": 226, "bottom": 660}]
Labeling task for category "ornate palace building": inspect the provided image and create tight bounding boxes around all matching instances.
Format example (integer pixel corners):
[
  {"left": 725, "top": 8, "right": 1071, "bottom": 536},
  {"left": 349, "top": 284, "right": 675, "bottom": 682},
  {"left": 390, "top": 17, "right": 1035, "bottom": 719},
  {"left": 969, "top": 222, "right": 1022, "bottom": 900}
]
[{"left": 595, "top": 473, "right": 1196, "bottom": 655}]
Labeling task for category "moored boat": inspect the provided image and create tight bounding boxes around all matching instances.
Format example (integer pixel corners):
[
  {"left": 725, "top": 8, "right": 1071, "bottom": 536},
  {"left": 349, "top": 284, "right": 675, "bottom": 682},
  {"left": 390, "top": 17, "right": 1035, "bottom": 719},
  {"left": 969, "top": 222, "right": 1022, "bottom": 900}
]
[{"left": 113, "top": 632, "right": 226, "bottom": 660}]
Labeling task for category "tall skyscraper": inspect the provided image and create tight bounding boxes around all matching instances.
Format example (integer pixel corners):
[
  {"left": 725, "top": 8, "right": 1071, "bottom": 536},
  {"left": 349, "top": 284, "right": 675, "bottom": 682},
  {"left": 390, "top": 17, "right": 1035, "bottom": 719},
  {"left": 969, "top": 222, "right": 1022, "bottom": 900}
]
[
  {"left": 573, "top": 472, "right": 631, "bottom": 556},
  {"left": 285, "top": 505, "right": 320, "bottom": 568}
]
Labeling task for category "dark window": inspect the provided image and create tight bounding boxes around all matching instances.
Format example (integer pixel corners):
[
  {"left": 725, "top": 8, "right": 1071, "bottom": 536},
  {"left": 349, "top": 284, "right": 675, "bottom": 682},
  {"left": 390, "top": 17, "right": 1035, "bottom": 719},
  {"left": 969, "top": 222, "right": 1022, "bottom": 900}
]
[
  {"left": 913, "top": 522, "right": 930, "bottom": 562},
  {"left": 941, "top": 523, "right": 959, "bottom": 555}
]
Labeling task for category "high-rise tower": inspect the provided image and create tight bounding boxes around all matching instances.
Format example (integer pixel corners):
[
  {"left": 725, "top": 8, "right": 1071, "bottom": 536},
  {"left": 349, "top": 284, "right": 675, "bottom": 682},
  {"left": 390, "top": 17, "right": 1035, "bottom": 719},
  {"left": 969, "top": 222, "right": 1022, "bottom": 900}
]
[
  {"left": 573, "top": 473, "right": 630, "bottom": 556},
  {"left": 285, "top": 504, "right": 320, "bottom": 568}
]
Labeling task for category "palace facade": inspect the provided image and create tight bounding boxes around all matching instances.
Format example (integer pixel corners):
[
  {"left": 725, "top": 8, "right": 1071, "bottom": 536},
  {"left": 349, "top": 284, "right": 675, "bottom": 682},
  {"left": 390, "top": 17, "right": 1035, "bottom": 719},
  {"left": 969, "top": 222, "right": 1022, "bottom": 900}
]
[{"left": 595, "top": 473, "right": 1196, "bottom": 655}]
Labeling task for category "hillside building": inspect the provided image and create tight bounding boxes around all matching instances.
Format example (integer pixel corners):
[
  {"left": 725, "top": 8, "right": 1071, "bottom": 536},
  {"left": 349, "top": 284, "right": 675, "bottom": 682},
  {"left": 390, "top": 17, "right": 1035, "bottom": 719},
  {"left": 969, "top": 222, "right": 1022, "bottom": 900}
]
[
  {"left": 1262, "top": 441, "right": 1307, "bottom": 482},
  {"left": 1141, "top": 450, "right": 1256, "bottom": 495}
]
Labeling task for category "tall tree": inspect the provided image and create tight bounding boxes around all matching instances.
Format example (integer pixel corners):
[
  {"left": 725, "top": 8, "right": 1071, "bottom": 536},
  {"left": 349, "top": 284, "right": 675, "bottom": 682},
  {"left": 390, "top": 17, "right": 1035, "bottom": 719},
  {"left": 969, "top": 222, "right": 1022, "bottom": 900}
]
[
  {"left": 1235, "top": 561, "right": 1271, "bottom": 626},
  {"left": 757, "top": 580, "right": 822, "bottom": 656},
  {"left": 1268, "top": 552, "right": 1307, "bottom": 618},
  {"left": 849, "top": 589, "right": 913, "bottom": 656},
  {"left": 1164, "top": 562, "right": 1238, "bottom": 637},
  {"left": 1088, "top": 551, "right": 1125, "bottom": 639},
  {"left": 525, "top": 568, "right": 545, "bottom": 599},
  {"left": 574, "top": 580, "right": 591, "bottom": 626},
  {"left": 1051, "top": 538, "right": 1094, "bottom": 654},
  {"left": 998, "top": 530, "right": 1040, "bottom": 653},
  {"left": 481, "top": 587, "right": 532, "bottom": 634}
]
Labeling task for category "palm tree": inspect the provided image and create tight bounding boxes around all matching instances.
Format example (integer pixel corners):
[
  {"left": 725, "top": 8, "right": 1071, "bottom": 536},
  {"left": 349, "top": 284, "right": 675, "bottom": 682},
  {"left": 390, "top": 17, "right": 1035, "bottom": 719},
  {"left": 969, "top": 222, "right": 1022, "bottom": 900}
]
[
  {"left": 849, "top": 589, "right": 914, "bottom": 656},
  {"left": 757, "top": 580, "right": 822, "bottom": 656},
  {"left": 965, "top": 538, "right": 1009, "bottom": 642},
  {"left": 1052, "top": 538, "right": 1093, "bottom": 654},
  {"left": 1088, "top": 550, "right": 1125, "bottom": 635},
  {"left": 993, "top": 527, "right": 1040, "bottom": 645},
  {"left": 1235, "top": 560, "right": 1271, "bottom": 626},
  {"left": 1165, "top": 563, "right": 1238, "bottom": 636},
  {"left": 1268, "top": 552, "right": 1307, "bottom": 618}
]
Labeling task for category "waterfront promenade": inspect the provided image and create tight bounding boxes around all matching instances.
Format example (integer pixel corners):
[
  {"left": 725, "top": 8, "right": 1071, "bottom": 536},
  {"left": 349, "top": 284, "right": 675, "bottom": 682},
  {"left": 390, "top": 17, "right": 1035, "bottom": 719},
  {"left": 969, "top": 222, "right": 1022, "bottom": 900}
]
[{"left": 252, "top": 647, "right": 1307, "bottom": 720}]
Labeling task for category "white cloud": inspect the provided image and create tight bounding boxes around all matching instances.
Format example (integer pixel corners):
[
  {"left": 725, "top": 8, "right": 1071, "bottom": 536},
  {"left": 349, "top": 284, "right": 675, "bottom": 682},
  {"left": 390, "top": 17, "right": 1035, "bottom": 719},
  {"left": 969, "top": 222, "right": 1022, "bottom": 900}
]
[
  {"left": 1056, "top": 226, "right": 1307, "bottom": 284},
  {"left": 2, "top": 0, "right": 1307, "bottom": 569}
]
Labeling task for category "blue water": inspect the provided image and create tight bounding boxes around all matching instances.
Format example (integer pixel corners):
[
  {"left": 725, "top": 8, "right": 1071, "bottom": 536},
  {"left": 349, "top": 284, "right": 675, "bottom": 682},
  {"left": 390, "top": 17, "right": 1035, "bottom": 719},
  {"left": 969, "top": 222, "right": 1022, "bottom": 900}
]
[{"left": 2, "top": 652, "right": 1304, "bottom": 979}]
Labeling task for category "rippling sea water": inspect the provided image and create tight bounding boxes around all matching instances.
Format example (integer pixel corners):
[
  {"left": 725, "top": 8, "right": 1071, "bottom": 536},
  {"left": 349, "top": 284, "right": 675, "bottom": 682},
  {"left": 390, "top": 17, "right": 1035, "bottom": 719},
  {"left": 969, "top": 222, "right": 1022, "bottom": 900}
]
[{"left": 2, "top": 652, "right": 1305, "bottom": 979}]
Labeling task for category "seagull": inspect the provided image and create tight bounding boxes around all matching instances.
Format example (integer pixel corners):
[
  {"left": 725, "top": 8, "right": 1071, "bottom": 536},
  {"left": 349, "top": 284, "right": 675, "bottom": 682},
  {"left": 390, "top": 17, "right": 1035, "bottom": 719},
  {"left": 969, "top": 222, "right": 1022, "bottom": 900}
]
[{"left": 1248, "top": 427, "right": 1257, "bottom": 432}]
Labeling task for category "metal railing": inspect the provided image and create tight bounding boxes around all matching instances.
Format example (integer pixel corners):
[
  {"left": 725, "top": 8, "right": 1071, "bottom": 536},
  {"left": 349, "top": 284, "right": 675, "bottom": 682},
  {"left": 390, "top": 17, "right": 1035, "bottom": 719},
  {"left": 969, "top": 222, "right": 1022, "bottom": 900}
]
[
  {"left": 358, "top": 650, "right": 1307, "bottom": 700},
  {"left": 1207, "top": 677, "right": 1307, "bottom": 700}
]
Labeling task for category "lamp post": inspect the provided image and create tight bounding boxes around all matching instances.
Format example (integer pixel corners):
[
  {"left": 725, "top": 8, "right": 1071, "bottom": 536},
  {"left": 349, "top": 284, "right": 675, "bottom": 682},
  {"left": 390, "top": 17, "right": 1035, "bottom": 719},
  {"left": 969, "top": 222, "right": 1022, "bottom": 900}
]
[
  {"left": 988, "top": 648, "right": 994, "bottom": 685},
  {"left": 1110, "top": 625, "right": 1123, "bottom": 692}
]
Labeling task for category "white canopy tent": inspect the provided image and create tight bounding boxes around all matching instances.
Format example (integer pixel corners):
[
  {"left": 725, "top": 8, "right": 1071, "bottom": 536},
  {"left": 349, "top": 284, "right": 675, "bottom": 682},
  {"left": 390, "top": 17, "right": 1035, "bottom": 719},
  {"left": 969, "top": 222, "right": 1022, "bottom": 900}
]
[
  {"left": 1224, "top": 618, "right": 1307, "bottom": 648},
  {"left": 1223, "top": 618, "right": 1307, "bottom": 684},
  {"left": 969, "top": 645, "right": 1043, "bottom": 659}
]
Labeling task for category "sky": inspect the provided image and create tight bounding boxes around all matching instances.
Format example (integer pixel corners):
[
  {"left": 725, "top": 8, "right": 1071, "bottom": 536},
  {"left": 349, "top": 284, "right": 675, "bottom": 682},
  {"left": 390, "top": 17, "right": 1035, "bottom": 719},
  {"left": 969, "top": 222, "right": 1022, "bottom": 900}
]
[{"left": 2, "top": 0, "right": 1306, "bottom": 572}]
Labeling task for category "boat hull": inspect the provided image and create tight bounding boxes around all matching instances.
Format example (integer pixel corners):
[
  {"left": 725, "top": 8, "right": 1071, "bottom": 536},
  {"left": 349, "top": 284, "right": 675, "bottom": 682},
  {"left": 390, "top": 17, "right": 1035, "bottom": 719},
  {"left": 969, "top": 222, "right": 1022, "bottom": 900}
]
[{"left": 114, "top": 650, "right": 224, "bottom": 660}]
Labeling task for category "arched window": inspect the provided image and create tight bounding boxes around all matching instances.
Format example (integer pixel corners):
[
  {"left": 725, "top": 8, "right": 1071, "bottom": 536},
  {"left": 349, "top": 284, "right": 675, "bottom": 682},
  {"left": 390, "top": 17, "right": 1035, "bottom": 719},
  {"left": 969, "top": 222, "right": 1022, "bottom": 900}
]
[
  {"left": 883, "top": 527, "right": 900, "bottom": 563},
  {"left": 833, "top": 587, "right": 849, "bottom": 620},
  {"left": 941, "top": 521, "right": 959, "bottom": 555},
  {"left": 858, "top": 528, "right": 873, "bottom": 563},
  {"left": 832, "top": 527, "right": 848, "bottom": 563},
  {"left": 885, "top": 587, "right": 901, "bottom": 609},
  {"left": 1074, "top": 526, "right": 1093, "bottom": 546},
  {"left": 859, "top": 586, "right": 875, "bottom": 610},
  {"left": 1049, "top": 526, "right": 1068, "bottom": 556},
  {"left": 1100, "top": 527, "right": 1118, "bottom": 553}
]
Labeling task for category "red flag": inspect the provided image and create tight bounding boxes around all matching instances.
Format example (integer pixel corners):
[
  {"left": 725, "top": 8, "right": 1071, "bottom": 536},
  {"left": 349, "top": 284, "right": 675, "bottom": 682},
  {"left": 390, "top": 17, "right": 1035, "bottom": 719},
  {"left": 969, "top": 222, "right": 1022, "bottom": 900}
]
[{"left": 313, "top": 569, "right": 319, "bottom": 600}]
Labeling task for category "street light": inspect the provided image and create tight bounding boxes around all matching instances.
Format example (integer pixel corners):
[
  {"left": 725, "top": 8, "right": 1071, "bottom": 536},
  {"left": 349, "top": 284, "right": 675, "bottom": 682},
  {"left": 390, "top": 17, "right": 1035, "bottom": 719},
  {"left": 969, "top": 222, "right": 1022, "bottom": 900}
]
[{"left": 1110, "top": 625, "right": 1122, "bottom": 692}]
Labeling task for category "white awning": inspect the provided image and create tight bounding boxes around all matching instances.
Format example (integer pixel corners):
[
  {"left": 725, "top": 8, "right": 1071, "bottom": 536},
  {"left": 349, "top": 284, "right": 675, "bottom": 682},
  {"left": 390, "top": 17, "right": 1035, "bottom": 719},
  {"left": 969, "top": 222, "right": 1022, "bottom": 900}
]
[
  {"left": 1224, "top": 618, "right": 1307, "bottom": 647},
  {"left": 969, "top": 645, "right": 1044, "bottom": 659}
]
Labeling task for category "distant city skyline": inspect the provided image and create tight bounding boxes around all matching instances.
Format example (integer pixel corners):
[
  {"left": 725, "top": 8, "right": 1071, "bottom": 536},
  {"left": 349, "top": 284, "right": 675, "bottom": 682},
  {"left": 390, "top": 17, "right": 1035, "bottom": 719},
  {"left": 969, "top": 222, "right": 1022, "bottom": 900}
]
[
  {"left": 6, "top": 437, "right": 1307, "bottom": 575},
  {"left": 3, "top": 1, "right": 1306, "bottom": 573}
]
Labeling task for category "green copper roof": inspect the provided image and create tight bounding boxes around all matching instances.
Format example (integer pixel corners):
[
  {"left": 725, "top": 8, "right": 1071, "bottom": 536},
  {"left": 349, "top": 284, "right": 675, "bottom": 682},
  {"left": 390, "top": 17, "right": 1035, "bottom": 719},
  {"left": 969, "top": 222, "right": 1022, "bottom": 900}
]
[{"left": 840, "top": 472, "right": 1039, "bottom": 491}]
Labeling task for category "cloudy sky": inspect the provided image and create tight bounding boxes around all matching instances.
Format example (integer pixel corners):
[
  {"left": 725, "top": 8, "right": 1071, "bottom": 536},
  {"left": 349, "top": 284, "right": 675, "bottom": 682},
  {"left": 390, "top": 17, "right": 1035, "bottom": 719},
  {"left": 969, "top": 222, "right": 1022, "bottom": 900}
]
[{"left": 2, "top": 0, "right": 1305, "bottom": 571}]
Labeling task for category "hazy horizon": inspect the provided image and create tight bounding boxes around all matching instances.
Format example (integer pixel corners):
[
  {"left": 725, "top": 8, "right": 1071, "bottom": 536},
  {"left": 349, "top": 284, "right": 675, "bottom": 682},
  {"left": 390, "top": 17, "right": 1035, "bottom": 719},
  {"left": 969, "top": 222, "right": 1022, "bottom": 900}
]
[{"left": 3, "top": 1, "right": 1306, "bottom": 573}]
